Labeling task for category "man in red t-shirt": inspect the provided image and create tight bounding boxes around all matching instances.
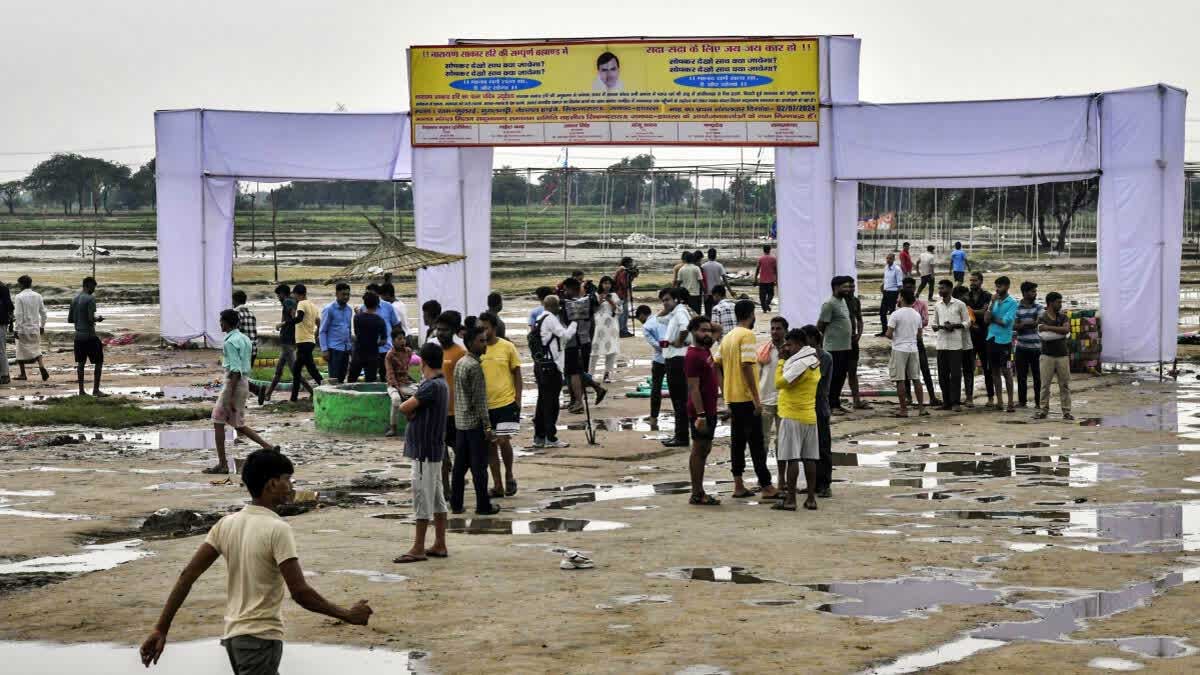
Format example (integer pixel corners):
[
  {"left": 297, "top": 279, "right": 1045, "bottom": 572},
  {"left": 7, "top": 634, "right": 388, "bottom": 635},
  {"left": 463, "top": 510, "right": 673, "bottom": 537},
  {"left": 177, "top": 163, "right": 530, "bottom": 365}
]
[
  {"left": 753, "top": 244, "right": 778, "bottom": 313},
  {"left": 684, "top": 316, "right": 720, "bottom": 506},
  {"left": 899, "top": 242, "right": 914, "bottom": 278}
]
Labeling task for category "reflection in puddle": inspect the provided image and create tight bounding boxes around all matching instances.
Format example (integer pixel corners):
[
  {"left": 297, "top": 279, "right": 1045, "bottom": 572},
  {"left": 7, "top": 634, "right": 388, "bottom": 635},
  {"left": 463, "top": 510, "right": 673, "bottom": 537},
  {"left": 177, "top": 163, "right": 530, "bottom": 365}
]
[
  {"left": 543, "top": 481, "right": 694, "bottom": 509},
  {"left": 0, "top": 489, "right": 55, "bottom": 497},
  {"left": 73, "top": 428, "right": 236, "bottom": 450},
  {"left": 143, "top": 482, "right": 211, "bottom": 491},
  {"left": 377, "top": 516, "right": 629, "bottom": 535},
  {"left": 0, "top": 540, "right": 150, "bottom": 574},
  {"left": 1106, "top": 636, "right": 1196, "bottom": 659},
  {"left": 650, "top": 566, "right": 773, "bottom": 584},
  {"left": 0, "top": 639, "right": 427, "bottom": 674},
  {"left": 806, "top": 577, "right": 1001, "bottom": 619}
]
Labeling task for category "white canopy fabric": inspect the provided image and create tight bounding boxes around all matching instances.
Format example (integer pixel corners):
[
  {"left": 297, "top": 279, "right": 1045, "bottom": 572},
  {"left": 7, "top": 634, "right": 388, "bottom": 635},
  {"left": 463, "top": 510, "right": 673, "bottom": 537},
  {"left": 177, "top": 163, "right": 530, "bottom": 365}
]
[
  {"left": 776, "top": 78, "right": 1187, "bottom": 364},
  {"left": 155, "top": 109, "right": 412, "bottom": 344}
]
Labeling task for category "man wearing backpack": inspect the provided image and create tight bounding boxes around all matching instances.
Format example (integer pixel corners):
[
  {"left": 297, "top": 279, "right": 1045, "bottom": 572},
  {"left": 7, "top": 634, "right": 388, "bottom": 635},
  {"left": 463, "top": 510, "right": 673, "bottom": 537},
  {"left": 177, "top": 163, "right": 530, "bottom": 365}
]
[{"left": 532, "top": 295, "right": 575, "bottom": 449}]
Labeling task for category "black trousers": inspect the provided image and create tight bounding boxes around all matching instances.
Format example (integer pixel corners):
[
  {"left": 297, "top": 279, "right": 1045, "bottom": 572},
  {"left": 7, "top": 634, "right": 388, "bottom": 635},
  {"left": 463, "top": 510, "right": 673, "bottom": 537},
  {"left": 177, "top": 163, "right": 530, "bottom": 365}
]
[
  {"left": 729, "top": 401, "right": 772, "bottom": 487},
  {"left": 879, "top": 290, "right": 899, "bottom": 332},
  {"left": 903, "top": 341, "right": 939, "bottom": 402},
  {"left": 703, "top": 295, "right": 716, "bottom": 319},
  {"left": 971, "top": 328, "right": 994, "bottom": 398},
  {"left": 816, "top": 413, "right": 832, "bottom": 491},
  {"left": 649, "top": 360, "right": 666, "bottom": 419},
  {"left": 686, "top": 296, "right": 702, "bottom": 316},
  {"left": 960, "top": 348, "right": 975, "bottom": 402},
  {"left": 917, "top": 274, "right": 935, "bottom": 301},
  {"left": 936, "top": 349, "right": 962, "bottom": 407},
  {"left": 828, "top": 349, "right": 852, "bottom": 411},
  {"left": 290, "top": 342, "right": 322, "bottom": 400},
  {"left": 759, "top": 282, "right": 776, "bottom": 313},
  {"left": 450, "top": 426, "right": 492, "bottom": 513},
  {"left": 532, "top": 365, "right": 563, "bottom": 442},
  {"left": 1014, "top": 347, "right": 1042, "bottom": 406},
  {"left": 666, "top": 356, "right": 689, "bottom": 443},
  {"left": 347, "top": 351, "right": 380, "bottom": 383}
]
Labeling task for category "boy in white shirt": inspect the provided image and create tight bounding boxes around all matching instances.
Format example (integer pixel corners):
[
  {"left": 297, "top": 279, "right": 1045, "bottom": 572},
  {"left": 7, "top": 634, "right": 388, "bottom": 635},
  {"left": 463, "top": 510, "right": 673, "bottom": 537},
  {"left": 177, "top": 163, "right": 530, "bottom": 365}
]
[{"left": 887, "top": 289, "right": 928, "bottom": 417}]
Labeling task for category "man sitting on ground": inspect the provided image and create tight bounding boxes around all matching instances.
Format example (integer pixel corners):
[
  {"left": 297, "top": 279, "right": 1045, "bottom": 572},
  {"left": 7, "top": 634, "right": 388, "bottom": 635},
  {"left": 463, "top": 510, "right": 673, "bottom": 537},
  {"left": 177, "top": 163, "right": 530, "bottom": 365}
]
[{"left": 141, "top": 448, "right": 373, "bottom": 671}]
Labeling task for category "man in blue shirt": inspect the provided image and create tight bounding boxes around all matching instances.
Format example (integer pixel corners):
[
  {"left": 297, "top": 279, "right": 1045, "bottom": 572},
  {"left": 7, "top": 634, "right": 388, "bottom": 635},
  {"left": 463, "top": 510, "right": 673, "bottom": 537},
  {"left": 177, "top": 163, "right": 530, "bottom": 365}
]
[
  {"left": 876, "top": 252, "right": 904, "bottom": 337},
  {"left": 639, "top": 298, "right": 667, "bottom": 427},
  {"left": 984, "top": 276, "right": 1019, "bottom": 413},
  {"left": 950, "top": 242, "right": 968, "bottom": 284},
  {"left": 208, "top": 310, "right": 279, "bottom": 475},
  {"left": 319, "top": 283, "right": 354, "bottom": 384}
]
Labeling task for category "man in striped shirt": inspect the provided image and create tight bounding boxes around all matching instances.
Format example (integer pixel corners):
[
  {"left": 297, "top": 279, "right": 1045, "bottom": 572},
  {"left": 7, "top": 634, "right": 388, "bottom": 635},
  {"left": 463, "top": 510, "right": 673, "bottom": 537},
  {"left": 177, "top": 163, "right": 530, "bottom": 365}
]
[
  {"left": 449, "top": 323, "right": 500, "bottom": 516},
  {"left": 232, "top": 290, "right": 258, "bottom": 363}
]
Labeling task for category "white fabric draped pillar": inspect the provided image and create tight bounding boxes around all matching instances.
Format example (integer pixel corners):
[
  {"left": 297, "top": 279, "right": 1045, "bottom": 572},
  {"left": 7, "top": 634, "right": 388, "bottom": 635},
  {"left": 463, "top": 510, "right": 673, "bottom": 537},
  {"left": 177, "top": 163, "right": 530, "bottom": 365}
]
[
  {"left": 1098, "top": 85, "right": 1186, "bottom": 363},
  {"left": 413, "top": 147, "right": 494, "bottom": 335}
]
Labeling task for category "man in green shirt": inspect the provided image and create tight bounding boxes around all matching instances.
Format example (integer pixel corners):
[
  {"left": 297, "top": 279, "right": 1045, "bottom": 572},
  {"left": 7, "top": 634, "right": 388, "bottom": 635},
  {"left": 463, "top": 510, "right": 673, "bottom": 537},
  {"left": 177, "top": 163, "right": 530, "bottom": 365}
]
[
  {"left": 817, "top": 276, "right": 853, "bottom": 415},
  {"left": 206, "top": 310, "right": 280, "bottom": 475}
]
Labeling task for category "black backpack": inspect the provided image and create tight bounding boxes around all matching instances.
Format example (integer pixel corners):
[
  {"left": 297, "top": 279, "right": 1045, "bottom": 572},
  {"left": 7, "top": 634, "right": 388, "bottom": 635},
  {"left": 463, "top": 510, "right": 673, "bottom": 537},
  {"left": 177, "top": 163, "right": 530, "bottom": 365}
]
[{"left": 528, "top": 314, "right": 559, "bottom": 367}]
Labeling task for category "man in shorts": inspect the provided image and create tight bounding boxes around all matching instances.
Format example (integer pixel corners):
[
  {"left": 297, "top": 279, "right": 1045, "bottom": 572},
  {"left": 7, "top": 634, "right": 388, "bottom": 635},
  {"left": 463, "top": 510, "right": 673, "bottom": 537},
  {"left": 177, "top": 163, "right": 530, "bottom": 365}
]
[
  {"left": 141, "top": 448, "right": 373, "bottom": 673},
  {"left": 67, "top": 276, "right": 106, "bottom": 396},
  {"left": 393, "top": 342, "right": 451, "bottom": 564},
  {"left": 887, "top": 290, "right": 928, "bottom": 417},
  {"left": 479, "top": 312, "right": 522, "bottom": 497},
  {"left": 774, "top": 328, "right": 822, "bottom": 511},
  {"left": 685, "top": 316, "right": 720, "bottom": 506},
  {"left": 206, "top": 310, "right": 281, "bottom": 475}
]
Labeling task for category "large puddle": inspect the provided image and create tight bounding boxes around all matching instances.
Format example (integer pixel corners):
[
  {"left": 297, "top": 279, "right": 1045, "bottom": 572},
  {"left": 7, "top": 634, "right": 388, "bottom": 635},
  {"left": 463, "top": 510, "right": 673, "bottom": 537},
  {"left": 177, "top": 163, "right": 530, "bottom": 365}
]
[
  {"left": 0, "top": 540, "right": 150, "bottom": 575},
  {"left": 375, "top": 515, "right": 629, "bottom": 535},
  {"left": 0, "top": 639, "right": 428, "bottom": 674},
  {"left": 808, "top": 577, "right": 1001, "bottom": 620}
]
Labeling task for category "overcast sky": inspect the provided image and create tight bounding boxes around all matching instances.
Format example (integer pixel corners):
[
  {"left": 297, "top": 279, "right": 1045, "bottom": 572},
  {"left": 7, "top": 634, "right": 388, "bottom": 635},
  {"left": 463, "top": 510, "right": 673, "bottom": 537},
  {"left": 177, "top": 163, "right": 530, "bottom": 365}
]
[{"left": 2, "top": 0, "right": 1196, "bottom": 179}]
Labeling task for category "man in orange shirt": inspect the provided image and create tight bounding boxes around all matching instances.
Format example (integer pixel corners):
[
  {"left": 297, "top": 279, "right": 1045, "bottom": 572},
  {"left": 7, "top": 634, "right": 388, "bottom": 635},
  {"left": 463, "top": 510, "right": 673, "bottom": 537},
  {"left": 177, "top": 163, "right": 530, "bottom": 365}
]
[{"left": 434, "top": 311, "right": 466, "bottom": 496}]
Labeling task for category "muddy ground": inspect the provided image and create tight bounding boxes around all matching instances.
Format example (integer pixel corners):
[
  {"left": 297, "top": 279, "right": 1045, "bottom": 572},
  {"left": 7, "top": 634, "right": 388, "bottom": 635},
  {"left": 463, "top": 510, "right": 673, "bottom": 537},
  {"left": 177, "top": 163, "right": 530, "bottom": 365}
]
[{"left": 2, "top": 243, "right": 1200, "bottom": 674}]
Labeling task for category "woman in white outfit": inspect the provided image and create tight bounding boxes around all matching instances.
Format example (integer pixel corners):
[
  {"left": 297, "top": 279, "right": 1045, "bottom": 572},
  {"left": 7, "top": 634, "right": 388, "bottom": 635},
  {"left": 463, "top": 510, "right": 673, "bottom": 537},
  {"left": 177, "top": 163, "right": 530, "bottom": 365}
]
[{"left": 589, "top": 276, "right": 621, "bottom": 383}]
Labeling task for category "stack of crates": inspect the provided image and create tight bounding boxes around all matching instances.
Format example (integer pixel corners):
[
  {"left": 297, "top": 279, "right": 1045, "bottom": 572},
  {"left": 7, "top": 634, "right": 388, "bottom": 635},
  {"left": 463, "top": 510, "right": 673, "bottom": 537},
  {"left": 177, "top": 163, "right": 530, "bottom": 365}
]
[{"left": 1067, "top": 309, "right": 1102, "bottom": 374}]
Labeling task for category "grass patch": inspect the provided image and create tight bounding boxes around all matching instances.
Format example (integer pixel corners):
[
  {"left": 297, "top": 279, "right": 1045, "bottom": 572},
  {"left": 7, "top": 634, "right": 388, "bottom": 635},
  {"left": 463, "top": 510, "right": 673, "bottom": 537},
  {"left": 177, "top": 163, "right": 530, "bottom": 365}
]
[{"left": 0, "top": 396, "right": 210, "bottom": 428}]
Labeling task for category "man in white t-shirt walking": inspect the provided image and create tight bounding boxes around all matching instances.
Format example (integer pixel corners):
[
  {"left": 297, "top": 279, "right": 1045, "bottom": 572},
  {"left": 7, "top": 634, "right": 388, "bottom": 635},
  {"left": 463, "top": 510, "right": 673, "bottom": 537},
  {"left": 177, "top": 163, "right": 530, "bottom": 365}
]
[
  {"left": 887, "top": 289, "right": 928, "bottom": 417},
  {"left": 916, "top": 245, "right": 937, "bottom": 301}
]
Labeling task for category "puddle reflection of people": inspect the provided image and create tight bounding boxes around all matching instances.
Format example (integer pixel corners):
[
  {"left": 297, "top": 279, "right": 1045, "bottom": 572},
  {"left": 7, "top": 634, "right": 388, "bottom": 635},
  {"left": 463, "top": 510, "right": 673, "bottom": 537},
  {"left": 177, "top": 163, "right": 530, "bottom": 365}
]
[
  {"left": 685, "top": 316, "right": 720, "bottom": 506},
  {"left": 141, "top": 448, "right": 373, "bottom": 670},
  {"left": 206, "top": 309, "right": 280, "bottom": 475},
  {"left": 68, "top": 276, "right": 107, "bottom": 397},
  {"left": 393, "top": 342, "right": 450, "bottom": 564},
  {"left": 775, "top": 328, "right": 822, "bottom": 511}
]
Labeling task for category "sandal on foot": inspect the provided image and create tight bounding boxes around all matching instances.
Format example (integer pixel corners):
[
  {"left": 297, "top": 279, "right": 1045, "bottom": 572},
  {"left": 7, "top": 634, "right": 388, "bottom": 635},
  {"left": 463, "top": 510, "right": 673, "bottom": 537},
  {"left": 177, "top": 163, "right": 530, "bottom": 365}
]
[
  {"left": 689, "top": 494, "right": 721, "bottom": 506},
  {"left": 505, "top": 480, "right": 518, "bottom": 497},
  {"left": 393, "top": 554, "right": 427, "bottom": 564},
  {"left": 892, "top": 411, "right": 909, "bottom": 418},
  {"left": 426, "top": 550, "right": 449, "bottom": 558},
  {"left": 731, "top": 489, "right": 756, "bottom": 499},
  {"left": 201, "top": 465, "right": 229, "bottom": 475},
  {"left": 760, "top": 492, "right": 785, "bottom": 500},
  {"left": 594, "top": 388, "right": 608, "bottom": 406},
  {"left": 771, "top": 502, "right": 797, "bottom": 511},
  {"left": 804, "top": 501, "right": 819, "bottom": 511},
  {"left": 918, "top": 409, "right": 931, "bottom": 417}
]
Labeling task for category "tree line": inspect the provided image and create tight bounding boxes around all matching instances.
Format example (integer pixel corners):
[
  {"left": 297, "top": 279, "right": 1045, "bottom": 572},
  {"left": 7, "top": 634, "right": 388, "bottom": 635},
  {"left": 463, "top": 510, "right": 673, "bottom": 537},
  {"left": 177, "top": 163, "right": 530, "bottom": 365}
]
[{"left": 1, "top": 154, "right": 155, "bottom": 215}]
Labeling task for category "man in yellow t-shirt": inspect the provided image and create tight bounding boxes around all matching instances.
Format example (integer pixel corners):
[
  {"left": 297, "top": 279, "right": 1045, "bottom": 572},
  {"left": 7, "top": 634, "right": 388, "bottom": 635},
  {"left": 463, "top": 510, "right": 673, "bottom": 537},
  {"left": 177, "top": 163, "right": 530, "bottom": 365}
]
[
  {"left": 140, "top": 449, "right": 372, "bottom": 671},
  {"left": 480, "top": 312, "right": 522, "bottom": 498},
  {"left": 715, "top": 299, "right": 779, "bottom": 500},
  {"left": 289, "top": 284, "right": 323, "bottom": 403},
  {"left": 775, "top": 328, "right": 822, "bottom": 511}
]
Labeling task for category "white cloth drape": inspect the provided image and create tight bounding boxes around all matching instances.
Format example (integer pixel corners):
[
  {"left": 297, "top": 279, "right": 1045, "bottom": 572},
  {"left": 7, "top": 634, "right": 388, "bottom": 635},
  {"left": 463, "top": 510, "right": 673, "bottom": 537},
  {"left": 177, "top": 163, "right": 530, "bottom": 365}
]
[
  {"left": 155, "top": 109, "right": 413, "bottom": 345},
  {"left": 413, "top": 147, "right": 494, "bottom": 336}
]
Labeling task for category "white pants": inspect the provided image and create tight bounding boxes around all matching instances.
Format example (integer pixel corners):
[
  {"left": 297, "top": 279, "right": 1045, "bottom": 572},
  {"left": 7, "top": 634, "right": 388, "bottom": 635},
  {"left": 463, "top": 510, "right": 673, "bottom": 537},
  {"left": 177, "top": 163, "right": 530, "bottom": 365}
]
[
  {"left": 389, "top": 385, "right": 416, "bottom": 427},
  {"left": 588, "top": 351, "right": 617, "bottom": 376}
]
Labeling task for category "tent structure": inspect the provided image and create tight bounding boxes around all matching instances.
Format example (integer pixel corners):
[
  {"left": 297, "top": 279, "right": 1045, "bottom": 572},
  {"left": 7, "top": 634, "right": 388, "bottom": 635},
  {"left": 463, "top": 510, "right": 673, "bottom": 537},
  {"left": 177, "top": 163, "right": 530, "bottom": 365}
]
[
  {"left": 324, "top": 215, "right": 465, "bottom": 284},
  {"left": 155, "top": 35, "right": 1186, "bottom": 365}
]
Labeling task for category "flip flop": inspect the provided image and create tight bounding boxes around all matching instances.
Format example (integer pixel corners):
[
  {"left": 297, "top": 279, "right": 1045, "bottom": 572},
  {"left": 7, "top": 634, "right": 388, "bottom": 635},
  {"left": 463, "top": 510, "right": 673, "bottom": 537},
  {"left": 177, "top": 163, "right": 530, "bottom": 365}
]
[
  {"left": 804, "top": 501, "right": 819, "bottom": 511},
  {"left": 426, "top": 551, "right": 449, "bottom": 558},
  {"left": 393, "top": 554, "right": 427, "bottom": 564},
  {"left": 689, "top": 494, "right": 721, "bottom": 506},
  {"left": 201, "top": 466, "right": 229, "bottom": 475},
  {"left": 731, "top": 489, "right": 756, "bottom": 499},
  {"left": 759, "top": 492, "right": 785, "bottom": 500},
  {"left": 770, "top": 502, "right": 797, "bottom": 511},
  {"left": 891, "top": 412, "right": 909, "bottom": 418}
]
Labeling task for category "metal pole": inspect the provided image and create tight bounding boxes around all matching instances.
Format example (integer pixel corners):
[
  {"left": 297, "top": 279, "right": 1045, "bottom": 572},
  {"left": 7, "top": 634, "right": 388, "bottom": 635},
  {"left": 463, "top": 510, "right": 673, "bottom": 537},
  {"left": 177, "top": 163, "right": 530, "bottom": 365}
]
[
  {"left": 969, "top": 187, "right": 975, "bottom": 253},
  {"left": 523, "top": 167, "right": 531, "bottom": 256},
  {"left": 271, "top": 190, "right": 279, "bottom": 284},
  {"left": 92, "top": 217, "right": 97, "bottom": 279},
  {"left": 458, "top": 149, "right": 469, "bottom": 313},
  {"left": 693, "top": 168, "right": 700, "bottom": 245},
  {"left": 250, "top": 182, "right": 257, "bottom": 255},
  {"left": 561, "top": 152, "right": 569, "bottom": 260}
]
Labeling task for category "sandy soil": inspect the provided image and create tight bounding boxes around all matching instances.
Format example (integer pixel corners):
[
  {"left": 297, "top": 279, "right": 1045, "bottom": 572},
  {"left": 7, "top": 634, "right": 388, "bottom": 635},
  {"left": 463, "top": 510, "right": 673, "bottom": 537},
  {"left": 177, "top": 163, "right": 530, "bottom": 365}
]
[{"left": 2, "top": 252, "right": 1199, "bottom": 674}]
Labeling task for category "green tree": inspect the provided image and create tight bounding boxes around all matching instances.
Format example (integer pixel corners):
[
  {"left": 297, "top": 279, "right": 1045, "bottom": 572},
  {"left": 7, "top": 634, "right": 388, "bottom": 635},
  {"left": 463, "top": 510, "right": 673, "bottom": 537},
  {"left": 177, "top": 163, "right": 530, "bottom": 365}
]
[
  {"left": 492, "top": 166, "right": 531, "bottom": 206},
  {"left": 0, "top": 181, "right": 22, "bottom": 214},
  {"left": 26, "top": 153, "right": 88, "bottom": 214}
]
